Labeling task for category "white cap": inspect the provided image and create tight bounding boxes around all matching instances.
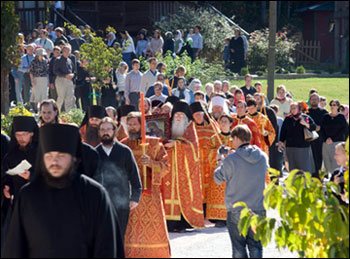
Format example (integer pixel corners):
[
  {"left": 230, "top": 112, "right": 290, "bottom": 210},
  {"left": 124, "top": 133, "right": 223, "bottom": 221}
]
[
  {"left": 209, "top": 95, "right": 230, "bottom": 114},
  {"left": 211, "top": 96, "right": 226, "bottom": 107}
]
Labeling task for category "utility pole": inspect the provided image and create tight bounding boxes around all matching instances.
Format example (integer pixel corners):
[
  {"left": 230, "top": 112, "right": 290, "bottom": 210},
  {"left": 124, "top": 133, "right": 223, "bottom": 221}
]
[{"left": 267, "top": 1, "right": 277, "bottom": 101}]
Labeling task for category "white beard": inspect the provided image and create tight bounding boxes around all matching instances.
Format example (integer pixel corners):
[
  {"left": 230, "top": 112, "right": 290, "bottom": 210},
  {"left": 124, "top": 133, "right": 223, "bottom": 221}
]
[{"left": 171, "top": 117, "right": 189, "bottom": 139}]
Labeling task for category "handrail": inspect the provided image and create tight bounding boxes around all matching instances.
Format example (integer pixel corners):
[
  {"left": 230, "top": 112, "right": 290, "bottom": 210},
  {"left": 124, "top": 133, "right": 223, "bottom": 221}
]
[
  {"left": 206, "top": 2, "right": 250, "bottom": 36},
  {"left": 66, "top": 6, "right": 95, "bottom": 32},
  {"left": 51, "top": 6, "right": 73, "bottom": 26}
]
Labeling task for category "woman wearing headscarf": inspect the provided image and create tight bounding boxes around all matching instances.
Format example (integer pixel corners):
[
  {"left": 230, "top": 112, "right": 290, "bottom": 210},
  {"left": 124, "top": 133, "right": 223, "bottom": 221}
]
[
  {"left": 106, "top": 31, "right": 117, "bottom": 48},
  {"left": 278, "top": 102, "right": 317, "bottom": 174},
  {"left": 174, "top": 30, "right": 184, "bottom": 55}
]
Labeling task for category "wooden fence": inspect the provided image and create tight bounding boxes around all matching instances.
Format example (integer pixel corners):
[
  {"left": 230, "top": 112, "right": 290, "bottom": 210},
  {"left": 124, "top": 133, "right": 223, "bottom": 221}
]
[{"left": 294, "top": 40, "right": 321, "bottom": 65}]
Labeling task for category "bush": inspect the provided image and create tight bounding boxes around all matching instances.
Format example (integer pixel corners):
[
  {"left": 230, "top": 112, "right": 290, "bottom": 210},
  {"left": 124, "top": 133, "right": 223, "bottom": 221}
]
[
  {"left": 140, "top": 52, "right": 234, "bottom": 86},
  {"left": 283, "top": 70, "right": 289, "bottom": 74},
  {"left": 296, "top": 65, "right": 306, "bottom": 74},
  {"left": 235, "top": 151, "right": 350, "bottom": 259},
  {"left": 240, "top": 67, "right": 249, "bottom": 76},
  {"left": 59, "top": 108, "right": 85, "bottom": 126},
  {"left": 247, "top": 29, "right": 298, "bottom": 73},
  {"left": 1, "top": 105, "right": 34, "bottom": 136},
  {"left": 256, "top": 71, "right": 264, "bottom": 76},
  {"left": 313, "top": 70, "right": 322, "bottom": 74},
  {"left": 155, "top": 5, "right": 234, "bottom": 62}
]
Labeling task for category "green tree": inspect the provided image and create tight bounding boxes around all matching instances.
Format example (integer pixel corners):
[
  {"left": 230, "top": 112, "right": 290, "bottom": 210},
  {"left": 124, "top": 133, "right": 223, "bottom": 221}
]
[
  {"left": 247, "top": 28, "right": 298, "bottom": 73},
  {"left": 65, "top": 24, "right": 123, "bottom": 95},
  {"left": 155, "top": 5, "right": 234, "bottom": 62},
  {"left": 235, "top": 156, "right": 349, "bottom": 258},
  {"left": 140, "top": 52, "right": 234, "bottom": 86},
  {"left": 1, "top": 1, "right": 21, "bottom": 115}
]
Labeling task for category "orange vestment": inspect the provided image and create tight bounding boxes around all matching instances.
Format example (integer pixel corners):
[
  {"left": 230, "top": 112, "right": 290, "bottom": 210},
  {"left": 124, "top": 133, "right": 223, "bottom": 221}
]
[
  {"left": 194, "top": 119, "right": 218, "bottom": 203},
  {"left": 206, "top": 133, "right": 235, "bottom": 220},
  {"left": 122, "top": 137, "right": 171, "bottom": 258},
  {"left": 247, "top": 112, "right": 276, "bottom": 155},
  {"left": 162, "top": 121, "right": 205, "bottom": 228},
  {"left": 231, "top": 115, "right": 262, "bottom": 148},
  {"left": 117, "top": 123, "right": 128, "bottom": 141}
]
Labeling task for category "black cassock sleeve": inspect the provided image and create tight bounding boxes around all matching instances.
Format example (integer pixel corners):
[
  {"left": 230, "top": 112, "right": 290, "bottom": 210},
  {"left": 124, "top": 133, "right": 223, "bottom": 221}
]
[
  {"left": 80, "top": 142, "right": 100, "bottom": 178},
  {"left": 2, "top": 189, "right": 28, "bottom": 258},
  {"left": 125, "top": 148, "right": 142, "bottom": 203},
  {"left": 92, "top": 185, "right": 125, "bottom": 258}
]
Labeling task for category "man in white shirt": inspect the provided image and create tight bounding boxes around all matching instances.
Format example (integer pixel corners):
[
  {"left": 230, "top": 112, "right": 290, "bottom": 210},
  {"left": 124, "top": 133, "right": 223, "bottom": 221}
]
[
  {"left": 140, "top": 57, "right": 158, "bottom": 94},
  {"left": 35, "top": 29, "right": 54, "bottom": 56}
]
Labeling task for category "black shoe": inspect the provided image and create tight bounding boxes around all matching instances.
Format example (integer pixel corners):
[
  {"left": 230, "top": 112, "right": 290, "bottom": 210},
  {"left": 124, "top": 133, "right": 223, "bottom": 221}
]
[{"left": 215, "top": 221, "right": 226, "bottom": 228}]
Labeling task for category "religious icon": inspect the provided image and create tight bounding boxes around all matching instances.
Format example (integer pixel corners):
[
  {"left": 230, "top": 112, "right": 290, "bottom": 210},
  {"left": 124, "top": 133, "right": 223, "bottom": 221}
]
[{"left": 145, "top": 113, "right": 171, "bottom": 142}]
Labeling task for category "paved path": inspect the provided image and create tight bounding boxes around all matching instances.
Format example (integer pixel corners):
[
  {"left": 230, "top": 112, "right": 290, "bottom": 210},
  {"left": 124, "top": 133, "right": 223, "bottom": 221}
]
[
  {"left": 169, "top": 172, "right": 298, "bottom": 258},
  {"left": 169, "top": 209, "right": 297, "bottom": 258}
]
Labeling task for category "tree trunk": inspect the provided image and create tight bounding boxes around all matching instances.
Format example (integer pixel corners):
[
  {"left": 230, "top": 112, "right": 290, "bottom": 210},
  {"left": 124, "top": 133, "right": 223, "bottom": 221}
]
[
  {"left": 267, "top": 1, "right": 277, "bottom": 102},
  {"left": 1, "top": 68, "right": 10, "bottom": 115}
]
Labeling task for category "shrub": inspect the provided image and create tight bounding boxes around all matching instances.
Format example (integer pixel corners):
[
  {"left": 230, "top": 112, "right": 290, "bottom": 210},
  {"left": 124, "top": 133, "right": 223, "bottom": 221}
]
[
  {"left": 1, "top": 105, "right": 34, "bottom": 136},
  {"left": 59, "top": 108, "right": 85, "bottom": 126},
  {"left": 247, "top": 29, "right": 298, "bottom": 73},
  {"left": 140, "top": 52, "right": 234, "bottom": 86},
  {"left": 296, "top": 65, "right": 306, "bottom": 74},
  {"left": 256, "top": 71, "right": 264, "bottom": 76},
  {"left": 235, "top": 150, "right": 350, "bottom": 259},
  {"left": 283, "top": 70, "right": 289, "bottom": 74},
  {"left": 240, "top": 67, "right": 249, "bottom": 76},
  {"left": 155, "top": 5, "right": 235, "bottom": 62}
]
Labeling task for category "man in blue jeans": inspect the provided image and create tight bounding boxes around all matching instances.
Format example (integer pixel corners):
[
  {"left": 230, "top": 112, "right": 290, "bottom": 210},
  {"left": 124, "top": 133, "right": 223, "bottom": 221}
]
[{"left": 214, "top": 125, "right": 268, "bottom": 258}]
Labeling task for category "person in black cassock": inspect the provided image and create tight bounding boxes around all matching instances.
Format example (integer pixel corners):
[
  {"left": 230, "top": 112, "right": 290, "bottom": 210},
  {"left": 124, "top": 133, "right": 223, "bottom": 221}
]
[
  {"left": 39, "top": 99, "right": 100, "bottom": 178},
  {"left": 79, "top": 105, "right": 107, "bottom": 147},
  {"left": 95, "top": 117, "right": 142, "bottom": 241},
  {"left": 2, "top": 116, "right": 39, "bottom": 202},
  {"left": 1, "top": 116, "right": 39, "bottom": 246},
  {"left": 2, "top": 123, "right": 124, "bottom": 258}
]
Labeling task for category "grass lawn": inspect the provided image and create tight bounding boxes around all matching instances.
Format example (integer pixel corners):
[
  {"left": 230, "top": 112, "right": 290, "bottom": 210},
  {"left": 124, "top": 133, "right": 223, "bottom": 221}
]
[{"left": 228, "top": 77, "right": 349, "bottom": 106}]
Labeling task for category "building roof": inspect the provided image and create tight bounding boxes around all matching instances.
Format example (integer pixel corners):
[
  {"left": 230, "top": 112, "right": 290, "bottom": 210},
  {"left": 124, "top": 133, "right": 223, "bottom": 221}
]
[{"left": 296, "top": 2, "right": 334, "bottom": 13}]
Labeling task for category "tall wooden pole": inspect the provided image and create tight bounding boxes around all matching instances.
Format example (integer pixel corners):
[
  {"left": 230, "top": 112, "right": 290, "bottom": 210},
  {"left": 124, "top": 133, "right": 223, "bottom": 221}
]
[{"left": 267, "top": 1, "right": 277, "bottom": 101}]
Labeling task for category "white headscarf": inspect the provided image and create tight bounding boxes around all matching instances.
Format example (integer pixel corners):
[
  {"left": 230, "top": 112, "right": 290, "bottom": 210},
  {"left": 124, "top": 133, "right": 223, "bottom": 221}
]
[
  {"left": 107, "top": 32, "right": 116, "bottom": 47},
  {"left": 188, "top": 78, "right": 202, "bottom": 92}
]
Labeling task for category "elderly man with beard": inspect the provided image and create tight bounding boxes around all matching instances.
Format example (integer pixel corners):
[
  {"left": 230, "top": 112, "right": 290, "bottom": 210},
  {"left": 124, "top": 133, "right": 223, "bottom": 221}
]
[
  {"left": 121, "top": 112, "right": 171, "bottom": 258},
  {"left": 209, "top": 95, "right": 230, "bottom": 121},
  {"left": 162, "top": 101, "right": 205, "bottom": 232},
  {"left": 2, "top": 124, "right": 124, "bottom": 258},
  {"left": 79, "top": 105, "right": 107, "bottom": 147},
  {"left": 95, "top": 117, "right": 142, "bottom": 241}
]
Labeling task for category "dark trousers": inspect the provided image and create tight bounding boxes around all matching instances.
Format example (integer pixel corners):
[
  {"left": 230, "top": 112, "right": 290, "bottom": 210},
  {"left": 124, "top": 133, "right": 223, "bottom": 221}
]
[
  {"left": 310, "top": 138, "right": 323, "bottom": 178},
  {"left": 227, "top": 210, "right": 265, "bottom": 258},
  {"left": 129, "top": 92, "right": 140, "bottom": 111},
  {"left": 22, "top": 73, "right": 32, "bottom": 104}
]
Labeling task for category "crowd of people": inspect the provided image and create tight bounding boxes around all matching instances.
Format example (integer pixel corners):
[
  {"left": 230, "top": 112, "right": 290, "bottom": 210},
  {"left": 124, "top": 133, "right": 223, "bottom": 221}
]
[{"left": 2, "top": 21, "right": 349, "bottom": 259}]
